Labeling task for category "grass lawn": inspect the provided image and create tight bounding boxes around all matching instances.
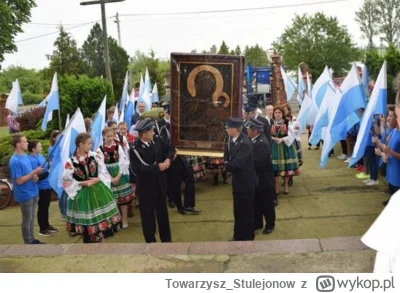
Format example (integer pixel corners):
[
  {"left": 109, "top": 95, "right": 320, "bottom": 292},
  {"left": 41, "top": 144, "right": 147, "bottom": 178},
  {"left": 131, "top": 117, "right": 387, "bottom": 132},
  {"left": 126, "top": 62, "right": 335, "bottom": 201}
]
[{"left": 0, "top": 126, "right": 9, "bottom": 138}]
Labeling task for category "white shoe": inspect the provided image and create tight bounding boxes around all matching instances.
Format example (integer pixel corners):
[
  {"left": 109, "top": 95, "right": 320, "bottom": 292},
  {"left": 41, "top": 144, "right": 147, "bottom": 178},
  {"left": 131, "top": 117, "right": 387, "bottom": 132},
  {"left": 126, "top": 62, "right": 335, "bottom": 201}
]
[
  {"left": 363, "top": 179, "right": 371, "bottom": 184},
  {"left": 344, "top": 158, "right": 350, "bottom": 163},
  {"left": 366, "top": 180, "right": 379, "bottom": 186}
]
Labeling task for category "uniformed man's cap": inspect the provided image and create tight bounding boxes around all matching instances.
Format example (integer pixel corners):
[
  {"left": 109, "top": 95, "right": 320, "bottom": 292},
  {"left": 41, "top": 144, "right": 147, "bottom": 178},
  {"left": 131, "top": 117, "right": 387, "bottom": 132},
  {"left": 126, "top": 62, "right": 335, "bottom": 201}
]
[
  {"left": 161, "top": 102, "right": 170, "bottom": 112},
  {"left": 225, "top": 117, "right": 243, "bottom": 128},
  {"left": 134, "top": 118, "right": 155, "bottom": 132},
  {"left": 243, "top": 104, "right": 256, "bottom": 113},
  {"left": 245, "top": 118, "right": 264, "bottom": 131}
]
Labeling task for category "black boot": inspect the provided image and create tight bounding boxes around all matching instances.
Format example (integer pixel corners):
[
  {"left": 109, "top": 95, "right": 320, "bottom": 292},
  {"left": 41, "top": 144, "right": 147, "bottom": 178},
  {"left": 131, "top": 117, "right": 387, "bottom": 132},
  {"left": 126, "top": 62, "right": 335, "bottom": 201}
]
[
  {"left": 222, "top": 172, "right": 228, "bottom": 184},
  {"left": 212, "top": 173, "right": 219, "bottom": 186}
]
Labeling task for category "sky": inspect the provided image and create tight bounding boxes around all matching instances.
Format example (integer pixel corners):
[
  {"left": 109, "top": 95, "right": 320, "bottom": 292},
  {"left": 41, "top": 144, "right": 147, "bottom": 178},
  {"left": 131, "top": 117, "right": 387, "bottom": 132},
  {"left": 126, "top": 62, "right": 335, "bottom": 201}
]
[{"left": 2, "top": 0, "right": 366, "bottom": 70}]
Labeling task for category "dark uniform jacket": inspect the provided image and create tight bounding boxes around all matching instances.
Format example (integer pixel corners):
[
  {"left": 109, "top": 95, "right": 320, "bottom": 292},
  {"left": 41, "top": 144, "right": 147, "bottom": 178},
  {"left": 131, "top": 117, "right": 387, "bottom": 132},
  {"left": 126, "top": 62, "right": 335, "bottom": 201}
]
[
  {"left": 129, "top": 135, "right": 175, "bottom": 198},
  {"left": 156, "top": 118, "right": 191, "bottom": 169},
  {"left": 251, "top": 134, "right": 275, "bottom": 189},
  {"left": 224, "top": 132, "right": 258, "bottom": 193},
  {"left": 255, "top": 115, "right": 272, "bottom": 146}
]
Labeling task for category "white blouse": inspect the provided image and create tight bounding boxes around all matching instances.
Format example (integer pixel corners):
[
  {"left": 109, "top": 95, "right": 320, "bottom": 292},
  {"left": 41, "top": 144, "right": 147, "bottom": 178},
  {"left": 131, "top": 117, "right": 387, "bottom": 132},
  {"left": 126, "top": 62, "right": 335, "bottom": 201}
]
[{"left": 62, "top": 151, "right": 111, "bottom": 200}]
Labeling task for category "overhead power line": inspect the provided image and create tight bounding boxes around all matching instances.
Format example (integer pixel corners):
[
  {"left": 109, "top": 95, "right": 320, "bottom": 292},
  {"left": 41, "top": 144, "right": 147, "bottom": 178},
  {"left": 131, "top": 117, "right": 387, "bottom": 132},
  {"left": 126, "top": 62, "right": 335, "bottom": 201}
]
[
  {"left": 119, "top": 0, "right": 347, "bottom": 17},
  {"left": 15, "top": 18, "right": 110, "bottom": 43}
]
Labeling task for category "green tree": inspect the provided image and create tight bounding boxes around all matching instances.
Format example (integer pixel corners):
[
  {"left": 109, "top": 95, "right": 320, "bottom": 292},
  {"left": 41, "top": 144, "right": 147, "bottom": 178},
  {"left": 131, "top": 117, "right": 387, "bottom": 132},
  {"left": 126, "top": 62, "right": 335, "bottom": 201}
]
[
  {"left": 218, "top": 41, "right": 230, "bottom": 54},
  {"left": 0, "top": 0, "right": 36, "bottom": 69},
  {"left": 128, "top": 50, "right": 167, "bottom": 100},
  {"left": 58, "top": 75, "right": 114, "bottom": 119},
  {"left": 355, "top": 0, "right": 379, "bottom": 48},
  {"left": 365, "top": 45, "right": 400, "bottom": 103},
  {"left": 234, "top": 45, "right": 242, "bottom": 55},
  {"left": 209, "top": 44, "right": 217, "bottom": 54},
  {"left": 376, "top": 0, "right": 400, "bottom": 45},
  {"left": 80, "top": 23, "right": 130, "bottom": 98},
  {"left": 47, "top": 26, "right": 85, "bottom": 76},
  {"left": 244, "top": 44, "right": 268, "bottom": 66},
  {"left": 0, "top": 66, "right": 47, "bottom": 104},
  {"left": 273, "top": 13, "right": 360, "bottom": 77}
]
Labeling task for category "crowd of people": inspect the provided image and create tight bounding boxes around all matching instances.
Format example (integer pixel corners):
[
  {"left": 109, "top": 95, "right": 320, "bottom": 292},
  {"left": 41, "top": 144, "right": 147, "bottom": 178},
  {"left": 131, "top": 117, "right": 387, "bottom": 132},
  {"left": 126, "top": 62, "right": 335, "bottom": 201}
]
[{"left": 8, "top": 82, "right": 400, "bottom": 244}]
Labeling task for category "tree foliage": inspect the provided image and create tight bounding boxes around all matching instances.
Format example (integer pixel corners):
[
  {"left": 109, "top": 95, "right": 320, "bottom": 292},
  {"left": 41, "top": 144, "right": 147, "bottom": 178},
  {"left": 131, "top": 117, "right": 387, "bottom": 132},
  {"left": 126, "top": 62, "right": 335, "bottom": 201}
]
[
  {"left": 0, "top": 66, "right": 47, "bottom": 104},
  {"left": 58, "top": 75, "right": 114, "bottom": 120},
  {"left": 365, "top": 45, "right": 400, "bottom": 103},
  {"left": 218, "top": 41, "right": 230, "bottom": 54},
  {"left": 355, "top": 0, "right": 379, "bottom": 48},
  {"left": 47, "top": 26, "right": 85, "bottom": 77},
  {"left": 0, "top": 0, "right": 36, "bottom": 69},
  {"left": 244, "top": 44, "right": 268, "bottom": 66},
  {"left": 273, "top": 13, "right": 360, "bottom": 77},
  {"left": 234, "top": 45, "right": 242, "bottom": 56},
  {"left": 80, "top": 23, "right": 130, "bottom": 99},
  {"left": 128, "top": 50, "right": 167, "bottom": 99},
  {"left": 376, "top": 0, "right": 400, "bottom": 45}
]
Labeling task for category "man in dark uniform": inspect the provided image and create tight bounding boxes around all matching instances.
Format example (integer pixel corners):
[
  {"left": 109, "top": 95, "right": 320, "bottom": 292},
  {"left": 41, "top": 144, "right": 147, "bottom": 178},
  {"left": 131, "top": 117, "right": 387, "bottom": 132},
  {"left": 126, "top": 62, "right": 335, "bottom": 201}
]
[
  {"left": 252, "top": 106, "right": 272, "bottom": 146},
  {"left": 245, "top": 118, "right": 276, "bottom": 234},
  {"left": 157, "top": 103, "right": 201, "bottom": 215},
  {"left": 129, "top": 118, "right": 175, "bottom": 243},
  {"left": 224, "top": 117, "right": 258, "bottom": 241},
  {"left": 155, "top": 102, "right": 176, "bottom": 209}
]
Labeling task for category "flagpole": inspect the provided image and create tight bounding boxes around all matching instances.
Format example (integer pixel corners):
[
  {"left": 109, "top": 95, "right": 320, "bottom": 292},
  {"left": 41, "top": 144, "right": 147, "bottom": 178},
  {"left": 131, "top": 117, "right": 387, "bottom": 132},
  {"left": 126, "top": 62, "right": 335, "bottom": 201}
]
[{"left": 58, "top": 109, "right": 62, "bottom": 131}]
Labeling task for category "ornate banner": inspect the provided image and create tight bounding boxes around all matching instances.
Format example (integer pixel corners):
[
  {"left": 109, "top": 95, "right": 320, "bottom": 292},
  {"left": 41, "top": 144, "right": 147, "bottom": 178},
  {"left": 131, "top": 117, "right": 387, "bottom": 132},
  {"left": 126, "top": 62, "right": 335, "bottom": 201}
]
[{"left": 170, "top": 54, "right": 244, "bottom": 155}]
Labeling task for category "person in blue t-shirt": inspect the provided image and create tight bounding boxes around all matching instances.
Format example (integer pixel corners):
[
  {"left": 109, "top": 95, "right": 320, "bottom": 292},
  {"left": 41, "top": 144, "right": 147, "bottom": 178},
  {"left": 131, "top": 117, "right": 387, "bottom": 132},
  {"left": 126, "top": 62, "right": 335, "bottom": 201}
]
[
  {"left": 8, "top": 134, "right": 44, "bottom": 244},
  {"left": 28, "top": 140, "right": 59, "bottom": 237}
]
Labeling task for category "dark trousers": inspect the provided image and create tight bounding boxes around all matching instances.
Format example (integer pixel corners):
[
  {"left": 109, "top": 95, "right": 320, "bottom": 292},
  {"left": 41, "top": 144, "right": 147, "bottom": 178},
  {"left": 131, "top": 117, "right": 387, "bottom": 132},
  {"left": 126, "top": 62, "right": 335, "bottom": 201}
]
[
  {"left": 233, "top": 191, "right": 255, "bottom": 241},
  {"left": 38, "top": 189, "right": 51, "bottom": 231},
  {"left": 138, "top": 190, "right": 171, "bottom": 243},
  {"left": 340, "top": 139, "right": 348, "bottom": 155},
  {"left": 366, "top": 146, "right": 378, "bottom": 180},
  {"left": 254, "top": 187, "right": 276, "bottom": 230},
  {"left": 167, "top": 158, "right": 195, "bottom": 209},
  {"left": 389, "top": 184, "right": 400, "bottom": 195}
]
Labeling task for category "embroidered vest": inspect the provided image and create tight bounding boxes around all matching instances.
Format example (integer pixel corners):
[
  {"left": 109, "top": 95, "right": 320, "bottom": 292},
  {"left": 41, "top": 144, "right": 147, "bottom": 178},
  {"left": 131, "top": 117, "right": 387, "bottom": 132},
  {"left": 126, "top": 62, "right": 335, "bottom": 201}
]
[
  {"left": 71, "top": 154, "right": 98, "bottom": 181},
  {"left": 100, "top": 144, "right": 119, "bottom": 164}
]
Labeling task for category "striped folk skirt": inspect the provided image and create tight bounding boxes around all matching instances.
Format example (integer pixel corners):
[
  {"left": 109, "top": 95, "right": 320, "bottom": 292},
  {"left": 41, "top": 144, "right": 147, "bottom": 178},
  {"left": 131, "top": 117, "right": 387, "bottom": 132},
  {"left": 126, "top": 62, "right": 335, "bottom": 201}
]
[
  {"left": 66, "top": 181, "right": 121, "bottom": 243},
  {"left": 106, "top": 162, "right": 135, "bottom": 205},
  {"left": 272, "top": 142, "right": 299, "bottom": 177}
]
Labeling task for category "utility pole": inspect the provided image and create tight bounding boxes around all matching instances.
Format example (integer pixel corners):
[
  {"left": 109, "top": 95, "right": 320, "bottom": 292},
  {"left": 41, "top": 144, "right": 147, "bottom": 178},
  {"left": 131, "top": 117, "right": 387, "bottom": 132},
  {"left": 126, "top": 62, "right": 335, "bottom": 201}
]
[
  {"left": 115, "top": 13, "right": 122, "bottom": 46},
  {"left": 80, "top": 0, "right": 124, "bottom": 92}
]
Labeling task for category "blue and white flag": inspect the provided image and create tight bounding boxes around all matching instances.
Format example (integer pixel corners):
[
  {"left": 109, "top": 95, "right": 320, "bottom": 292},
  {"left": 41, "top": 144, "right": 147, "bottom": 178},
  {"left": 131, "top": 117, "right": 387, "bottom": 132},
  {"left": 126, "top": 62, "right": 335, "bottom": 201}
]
[
  {"left": 49, "top": 108, "right": 85, "bottom": 197},
  {"left": 297, "top": 66, "right": 306, "bottom": 105},
  {"left": 138, "top": 74, "right": 145, "bottom": 99},
  {"left": 319, "top": 88, "right": 343, "bottom": 168},
  {"left": 125, "top": 95, "right": 135, "bottom": 130},
  {"left": 5, "top": 79, "right": 23, "bottom": 114},
  {"left": 113, "top": 103, "right": 119, "bottom": 122},
  {"left": 309, "top": 78, "right": 336, "bottom": 146},
  {"left": 307, "top": 66, "right": 335, "bottom": 140},
  {"left": 312, "top": 66, "right": 332, "bottom": 109},
  {"left": 65, "top": 114, "right": 70, "bottom": 128},
  {"left": 281, "top": 66, "right": 297, "bottom": 101},
  {"left": 91, "top": 96, "right": 107, "bottom": 152},
  {"left": 362, "top": 64, "right": 370, "bottom": 102},
  {"left": 119, "top": 71, "right": 129, "bottom": 112},
  {"left": 349, "top": 61, "right": 387, "bottom": 167},
  {"left": 296, "top": 72, "right": 313, "bottom": 133},
  {"left": 330, "top": 63, "right": 366, "bottom": 143},
  {"left": 152, "top": 83, "right": 159, "bottom": 103},
  {"left": 41, "top": 73, "right": 60, "bottom": 131},
  {"left": 144, "top": 67, "right": 152, "bottom": 93}
]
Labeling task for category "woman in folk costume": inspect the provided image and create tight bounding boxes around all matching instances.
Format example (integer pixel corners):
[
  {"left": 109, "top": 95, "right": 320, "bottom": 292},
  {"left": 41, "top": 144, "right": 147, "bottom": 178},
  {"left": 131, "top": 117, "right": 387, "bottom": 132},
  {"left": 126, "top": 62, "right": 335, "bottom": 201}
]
[
  {"left": 271, "top": 106, "right": 299, "bottom": 195},
  {"left": 63, "top": 132, "right": 121, "bottom": 243},
  {"left": 100, "top": 127, "right": 135, "bottom": 228}
]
